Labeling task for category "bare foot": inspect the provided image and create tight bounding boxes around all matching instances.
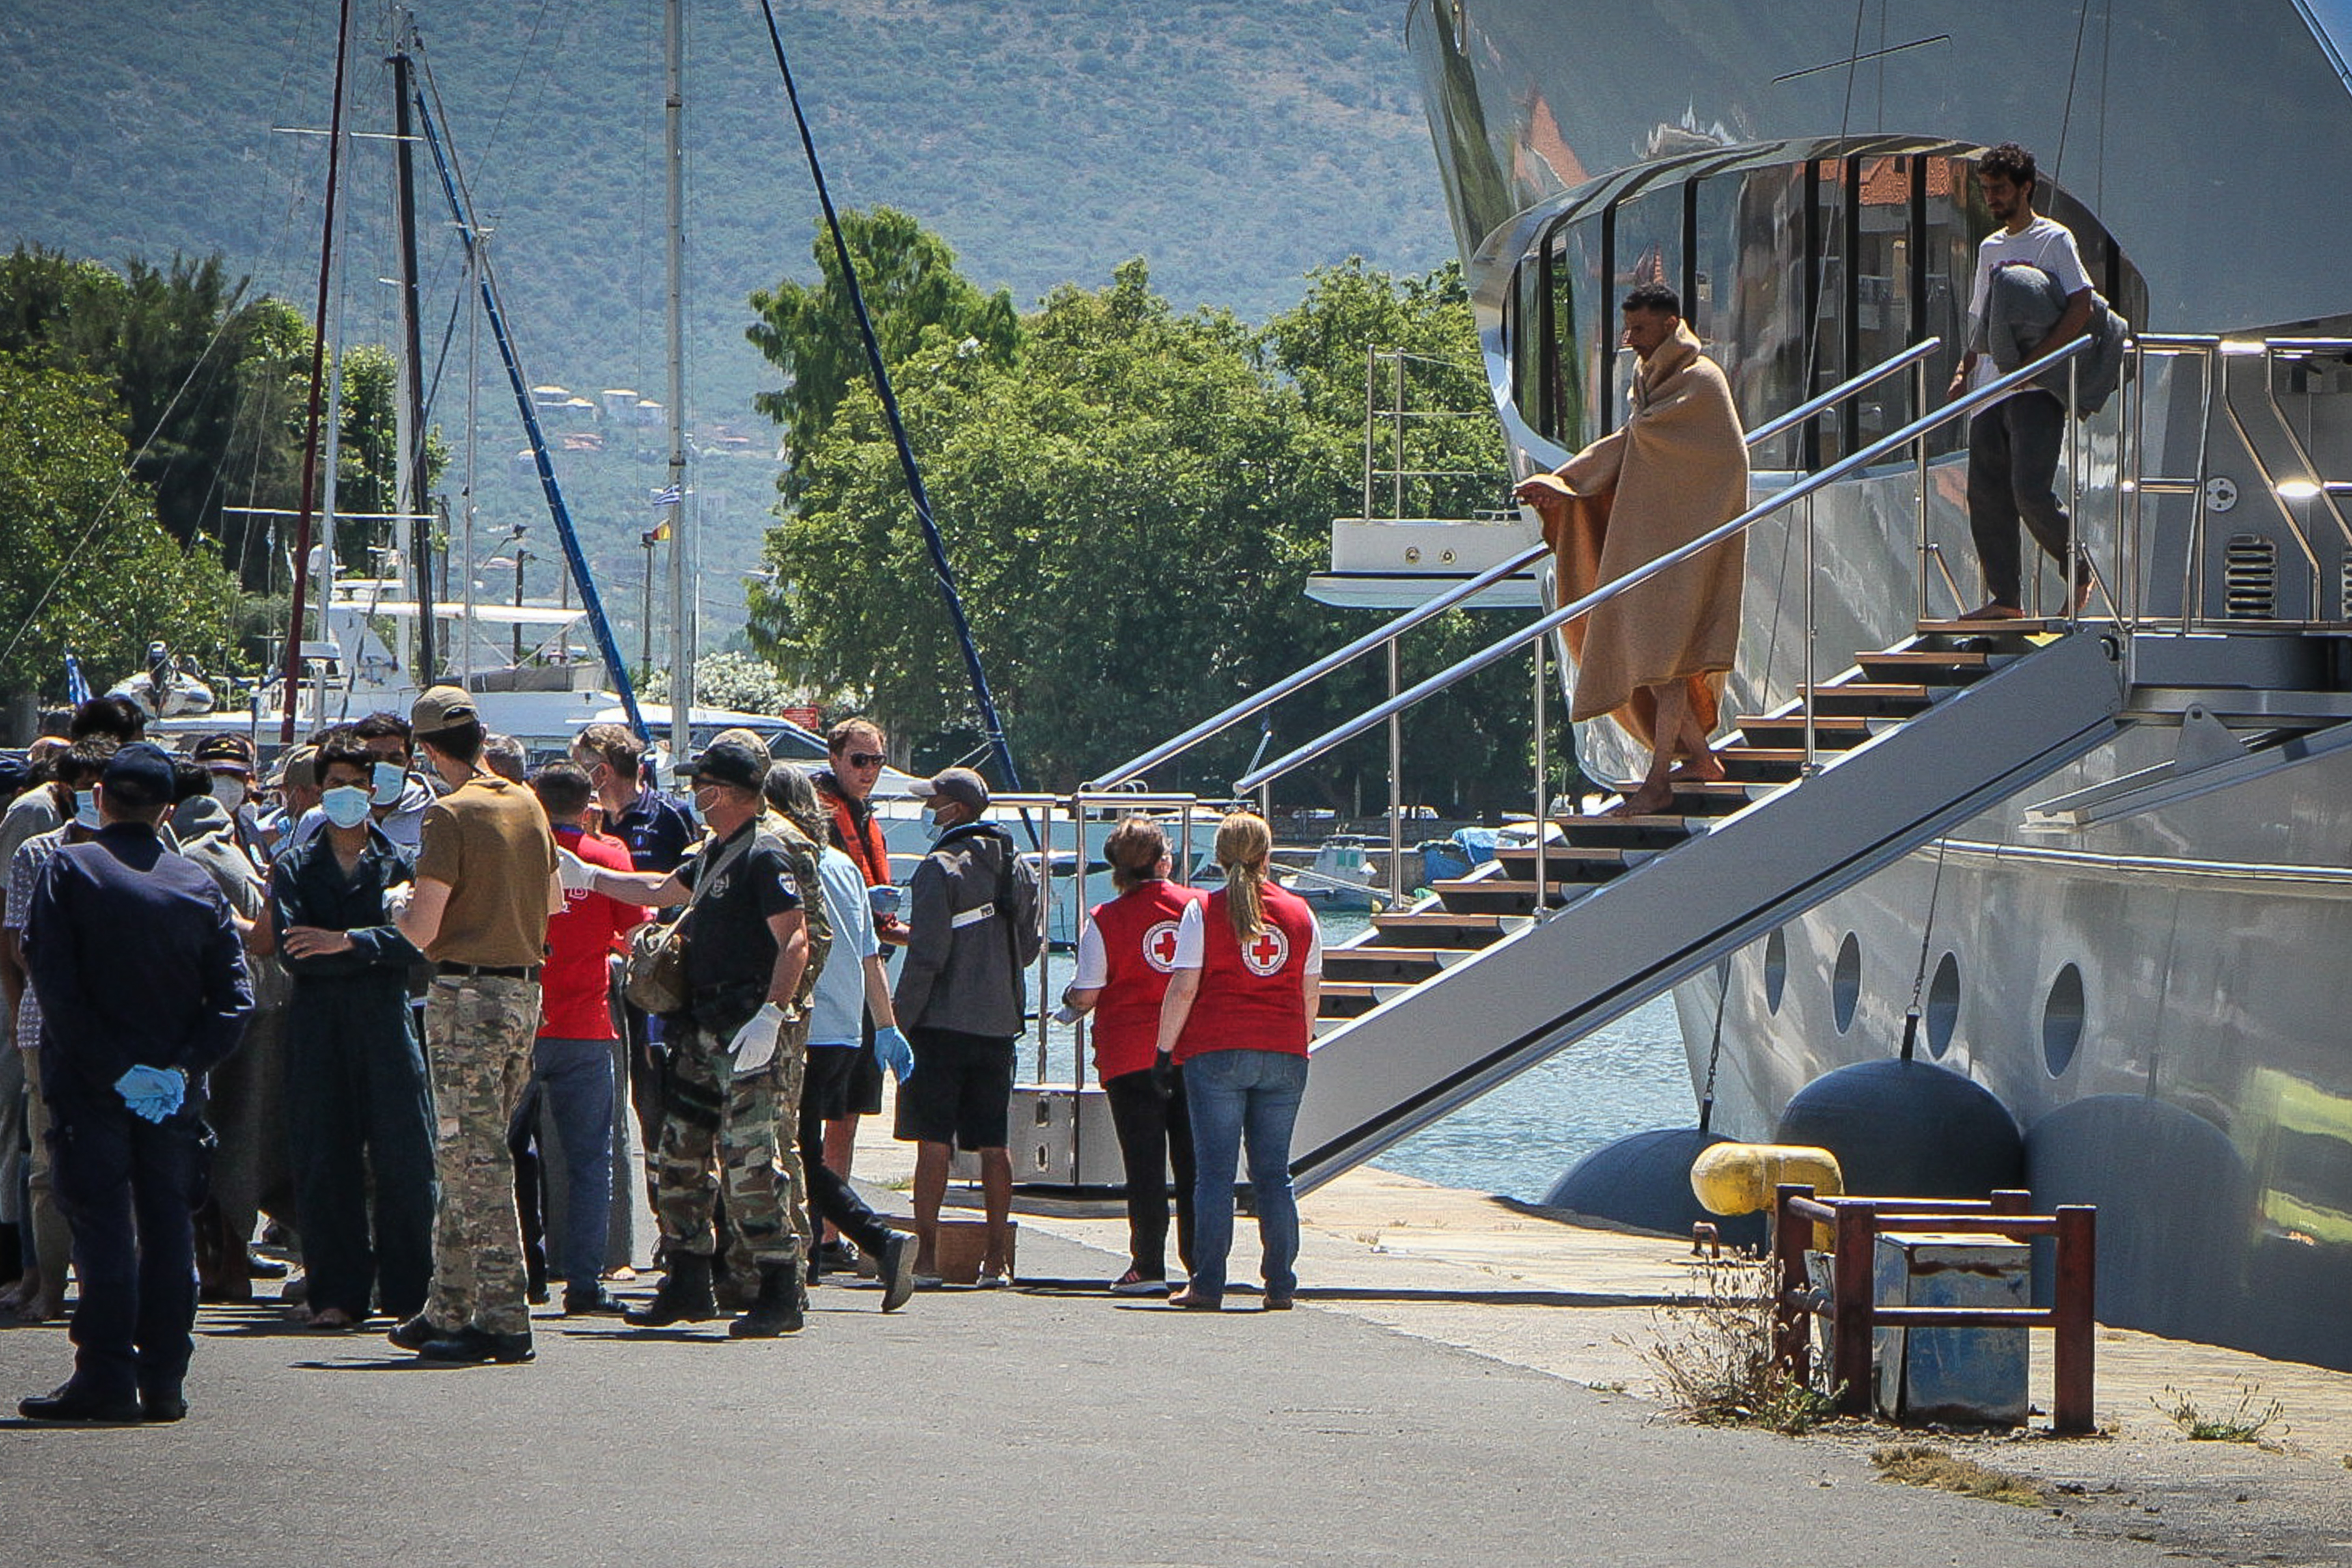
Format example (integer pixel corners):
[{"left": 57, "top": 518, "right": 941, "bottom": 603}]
[
  {"left": 1612, "top": 784, "right": 1675, "bottom": 818},
  {"left": 18, "top": 1291, "right": 64, "bottom": 1324},
  {"left": 1666, "top": 757, "right": 1725, "bottom": 784},
  {"left": 1958, "top": 601, "right": 2027, "bottom": 621},
  {"left": 306, "top": 1307, "right": 359, "bottom": 1331}
]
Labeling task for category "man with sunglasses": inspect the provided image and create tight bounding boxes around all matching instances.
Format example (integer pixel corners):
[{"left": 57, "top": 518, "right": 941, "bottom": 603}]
[{"left": 809, "top": 718, "right": 902, "bottom": 1273}]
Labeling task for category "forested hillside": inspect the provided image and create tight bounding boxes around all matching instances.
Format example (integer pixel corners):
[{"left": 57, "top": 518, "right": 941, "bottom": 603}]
[{"left": 0, "top": 0, "right": 1453, "bottom": 423}]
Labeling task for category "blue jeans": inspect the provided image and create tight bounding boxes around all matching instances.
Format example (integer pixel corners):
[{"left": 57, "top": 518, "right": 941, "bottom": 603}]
[
  {"left": 529, "top": 1038, "right": 617, "bottom": 1286},
  {"left": 1184, "top": 1049, "right": 1309, "bottom": 1303}
]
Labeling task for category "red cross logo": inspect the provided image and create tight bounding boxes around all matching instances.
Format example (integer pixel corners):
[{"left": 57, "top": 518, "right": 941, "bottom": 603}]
[
  {"left": 1242, "top": 925, "right": 1290, "bottom": 977},
  {"left": 1143, "top": 920, "right": 1182, "bottom": 974}
]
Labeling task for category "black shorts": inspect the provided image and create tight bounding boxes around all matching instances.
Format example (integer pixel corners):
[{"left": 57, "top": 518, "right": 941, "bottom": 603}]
[
  {"left": 803, "top": 1044, "right": 865, "bottom": 1123},
  {"left": 848, "top": 1011, "right": 885, "bottom": 1116},
  {"left": 893, "top": 1026, "right": 1016, "bottom": 1152}
]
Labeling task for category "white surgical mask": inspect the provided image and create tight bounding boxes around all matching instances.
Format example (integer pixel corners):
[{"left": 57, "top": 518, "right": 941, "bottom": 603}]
[
  {"left": 73, "top": 789, "right": 102, "bottom": 830},
  {"left": 209, "top": 774, "right": 248, "bottom": 809},
  {"left": 370, "top": 761, "right": 407, "bottom": 807},
  {"left": 321, "top": 786, "right": 373, "bottom": 830}
]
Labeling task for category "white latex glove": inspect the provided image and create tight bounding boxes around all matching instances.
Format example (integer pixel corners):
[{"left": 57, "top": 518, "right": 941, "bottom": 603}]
[
  {"left": 381, "top": 882, "right": 415, "bottom": 919},
  {"left": 556, "top": 845, "right": 596, "bottom": 893},
  {"left": 729, "top": 1002, "right": 787, "bottom": 1075}
]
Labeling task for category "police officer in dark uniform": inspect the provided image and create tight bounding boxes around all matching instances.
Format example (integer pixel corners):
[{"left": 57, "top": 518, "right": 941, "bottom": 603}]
[{"left": 18, "top": 742, "right": 252, "bottom": 1423}]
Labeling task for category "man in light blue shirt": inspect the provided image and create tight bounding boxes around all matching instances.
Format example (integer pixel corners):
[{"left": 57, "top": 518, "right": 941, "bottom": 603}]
[{"left": 764, "top": 761, "right": 915, "bottom": 1311}]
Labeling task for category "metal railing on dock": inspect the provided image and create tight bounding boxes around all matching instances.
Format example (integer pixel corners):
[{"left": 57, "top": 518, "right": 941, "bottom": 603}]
[{"left": 1773, "top": 1184, "right": 2098, "bottom": 1435}]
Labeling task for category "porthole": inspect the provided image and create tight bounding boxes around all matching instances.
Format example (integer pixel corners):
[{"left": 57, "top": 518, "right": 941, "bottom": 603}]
[
  {"left": 1925, "top": 951, "right": 1960, "bottom": 1058},
  {"left": 1831, "top": 931, "right": 1861, "bottom": 1035},
  {"left": 2042, "top": 962, "right": 2086, "bottom": 1077},
  {"left": 1763, "top": 928, "right": 1788, "bottom": 1014}
]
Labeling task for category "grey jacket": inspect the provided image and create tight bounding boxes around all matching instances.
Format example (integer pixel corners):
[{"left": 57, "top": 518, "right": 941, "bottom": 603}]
[
  {"left": 893, "top": 822, "right": 1043, "bottom": 1038},
  {"left": 1974, "top": 261, "right": 2126, "bottom": 418}
]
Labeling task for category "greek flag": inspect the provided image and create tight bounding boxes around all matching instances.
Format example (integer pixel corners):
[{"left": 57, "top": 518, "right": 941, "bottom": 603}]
[
  {"left": 651, "top": 484, "right": 683, "bottom": 507},
  {"left": 64, "top": 649, "right": 91, "bottom": 706}
]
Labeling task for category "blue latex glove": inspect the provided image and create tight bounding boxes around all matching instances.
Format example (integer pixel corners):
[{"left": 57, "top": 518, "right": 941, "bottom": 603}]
[
  {"left": 114, "top": 1065, "right": 185, "bottom": 1123},
  {"left": 872, "top": 1024, "right": 914, "bottom": 1085}
]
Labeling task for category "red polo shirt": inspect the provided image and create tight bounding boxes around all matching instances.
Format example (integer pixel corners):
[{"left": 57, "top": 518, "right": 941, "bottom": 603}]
[{"left": 538, "top": 826, "right": 641, "bottom": 1040}]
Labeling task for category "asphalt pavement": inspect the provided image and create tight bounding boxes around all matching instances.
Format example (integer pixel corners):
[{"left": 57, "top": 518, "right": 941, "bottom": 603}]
[{"left": 0, "top": 1222, "right": 2178, "bottom": 1568}]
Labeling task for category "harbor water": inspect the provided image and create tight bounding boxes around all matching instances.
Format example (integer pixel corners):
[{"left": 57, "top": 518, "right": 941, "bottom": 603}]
[{"left": 1021, "top": 907, "right": 1696, "bottom": 1204}]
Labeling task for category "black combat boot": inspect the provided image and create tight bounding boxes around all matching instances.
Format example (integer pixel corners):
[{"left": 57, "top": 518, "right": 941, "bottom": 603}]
[
  {"left": 727, "top": 1261, "right": 806, "bottom": 1338},
  {"left": 625, "top": 1249, "right": 716, "bottom": 1327}
]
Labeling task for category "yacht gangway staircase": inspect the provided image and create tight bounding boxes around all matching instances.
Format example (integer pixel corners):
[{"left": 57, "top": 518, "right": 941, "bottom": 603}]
[
  {"left": 1050, "top": 332, "right": 2125, "bottom": 1200},
  {"left": 1286, "top": 615, "right": 2123, "bottom": 1194}
]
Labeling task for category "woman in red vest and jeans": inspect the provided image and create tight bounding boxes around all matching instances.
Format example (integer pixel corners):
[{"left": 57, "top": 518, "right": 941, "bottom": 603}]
[
  {"left": 1061, "top": 817, "right": 1207, "bottom": 1297},
  {"left": 1155, "top": 811, "right": 1321, "bottom": 1310}
]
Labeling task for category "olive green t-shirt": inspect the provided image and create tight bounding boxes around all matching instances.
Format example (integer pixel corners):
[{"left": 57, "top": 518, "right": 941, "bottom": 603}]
[{"left": 414, "top": 773, "right": 558, "bottom": 967}]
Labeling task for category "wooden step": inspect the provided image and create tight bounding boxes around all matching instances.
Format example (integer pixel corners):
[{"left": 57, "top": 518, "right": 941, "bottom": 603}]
[
  {"left": 1855, "top": 648, "right": 1993, "bottom": 684},
  {"left": 1320, "top": 947, "right": 1450, "bottom": 983},
  {"left": 1370, "top": 910, "right": 1518, "bottom": 949},
  {"left": 1735, "top": 713, "right": 1874, "bottom": 748},
  {"left": 1431, "top": 876, "right": 1544, "bottom": 915},
  {"left": 1550, "top": 813, "right": 1697, "bottom": 849},
  {"left": 1916, "top": 615, "right": 2061, "bottom": 636},
  {"left": 1434, "top": 872, "right": 1619, "bottom": 914},
  {"left": 1316, "top": 980, "right": 1393, "bottom": 1019},
  {"left": 1715, "top": 747, "right": 1807, "bottom": 783},
  {"left": 1798, "top": 681, "right": 1933, "bottom": 717},
  {"left": 1493, "top": 845, "right": 1636, "bottom": 868},
  {"left": 1660, "top": 779, "right": 1756, "bottom": 816}
]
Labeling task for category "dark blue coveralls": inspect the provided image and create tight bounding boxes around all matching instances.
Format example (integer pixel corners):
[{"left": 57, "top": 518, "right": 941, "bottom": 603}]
[
  {"left": 269, "top": 822, "right": 435, "bottom": 1322},
  {"left": 25, "top": 821, "right": 252, "bottom": 1408}
]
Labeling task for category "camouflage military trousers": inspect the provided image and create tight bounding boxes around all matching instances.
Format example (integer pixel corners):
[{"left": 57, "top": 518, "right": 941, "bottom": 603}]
[
  {"left": 658, "top": 1010, "right": 806, "bottom": 1277},
  {"left": 422, "top": 974, "right": 539, "bottom": 1337}
]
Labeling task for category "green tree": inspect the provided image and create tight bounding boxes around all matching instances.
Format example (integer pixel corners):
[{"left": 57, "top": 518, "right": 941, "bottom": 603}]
[
  {"left": 0, "top": 361, "right": 239, "bottom": 703},
  {"left": 747, "top": 235, "right": 1523, "bottom": 810},
  {"left": 745, "top": 207, "right": 1019, "bottom": 479},
  {"left": 0, "top": 245, "right": 313, "bottom": 590},
  {"left": 1260, "top": 258, "right": 1528, "bottom": 813}
]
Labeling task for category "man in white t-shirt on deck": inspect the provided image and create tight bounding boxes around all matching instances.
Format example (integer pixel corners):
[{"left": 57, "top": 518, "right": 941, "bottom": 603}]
[{"left": 1947, "top": 141, "right": 2094, "bottom": 621}]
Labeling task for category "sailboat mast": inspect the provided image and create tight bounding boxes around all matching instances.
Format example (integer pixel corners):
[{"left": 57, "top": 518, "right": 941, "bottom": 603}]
[
  {"left": 279, "top": 0, "right": 356, "bottom": 743},
  {"left": 391, "top": 10, "right": 434, "bottom": 682},
  {"left": 663, "top": 0, "right": 691, "bottom": 772}
]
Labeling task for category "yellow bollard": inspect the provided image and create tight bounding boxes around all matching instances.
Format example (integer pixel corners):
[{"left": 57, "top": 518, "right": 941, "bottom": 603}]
[{"left": 1690, "top": 1142, "right": 1845, "bottom": 1249}]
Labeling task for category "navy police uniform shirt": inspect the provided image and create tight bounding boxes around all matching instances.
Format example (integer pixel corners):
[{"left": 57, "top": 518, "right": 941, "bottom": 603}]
[
  {"left": 677, "top": 819, "right": 802, "bottom": 998},
  {"left": 24, "top": 820, "right": 254, "bottom": 1115},
  {"left": 608, "top": 786, "right": 696, "bottom": 876}
]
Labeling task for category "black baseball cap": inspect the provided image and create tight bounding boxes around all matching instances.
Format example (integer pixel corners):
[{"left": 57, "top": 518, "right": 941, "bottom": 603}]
[{"left": 689, "top": 736, "right": 768, "bottom": 794}]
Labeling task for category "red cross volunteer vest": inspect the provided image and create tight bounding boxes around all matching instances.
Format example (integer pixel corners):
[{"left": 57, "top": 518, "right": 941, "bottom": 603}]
[
  {"left": 1174, "top": 882, "right": 1317, "bottom": 1065},
  {"left": 1087, "top": 880, "right": 1208, "bottom": 1083}
]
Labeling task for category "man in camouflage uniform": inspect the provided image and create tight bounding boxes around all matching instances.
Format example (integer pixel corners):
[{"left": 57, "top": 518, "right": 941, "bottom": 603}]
[
  {"left": 390, "top": 688, "right": 563, "bottom": 1365},
  {"left": 568, "top": 735, "right": 821, "bottom": 1338}
]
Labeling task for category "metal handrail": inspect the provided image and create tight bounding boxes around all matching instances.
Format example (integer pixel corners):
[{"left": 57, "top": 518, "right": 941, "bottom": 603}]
[
  {"left": 1236, "top": 336, "right": 2093, "bottom": 793},
  {"left": 1083, "top": 337, "right": 1944, "bottom": 793}
]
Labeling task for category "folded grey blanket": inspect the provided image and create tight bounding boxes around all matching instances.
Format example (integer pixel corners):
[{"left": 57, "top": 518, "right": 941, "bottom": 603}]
[{"left": 1972, "top": 262, "right": 2126, "bottom": 418}]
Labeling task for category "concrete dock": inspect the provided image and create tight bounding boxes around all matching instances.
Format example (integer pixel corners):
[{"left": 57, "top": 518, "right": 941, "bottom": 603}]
[{"left": 7, "top": 1131, "right": 2352, "bottom": 1565}]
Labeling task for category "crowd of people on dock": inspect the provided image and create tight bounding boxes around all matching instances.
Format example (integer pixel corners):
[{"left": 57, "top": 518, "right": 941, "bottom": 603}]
[{"left": 0, "top": 692, "right": 1320, "bottom": 1423}]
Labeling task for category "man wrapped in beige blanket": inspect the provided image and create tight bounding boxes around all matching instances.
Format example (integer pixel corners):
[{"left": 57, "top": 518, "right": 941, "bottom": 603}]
[{"left": 1514, "top": 283, "right": 1748, "bottom": 817}]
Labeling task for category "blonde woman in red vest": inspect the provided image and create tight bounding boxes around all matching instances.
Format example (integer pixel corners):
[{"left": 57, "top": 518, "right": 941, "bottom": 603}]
[
  {"left": 1154, "top": 811, "right": 1321, "bottom": 1311},
  {"left": 1060, "top": 817, "right": 1208, "bottom": 1298}
]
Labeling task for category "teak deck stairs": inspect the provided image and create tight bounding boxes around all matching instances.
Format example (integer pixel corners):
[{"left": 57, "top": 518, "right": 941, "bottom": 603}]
[{"left": 1287, "top": 619, "right": 2126, "bottom": 1194}]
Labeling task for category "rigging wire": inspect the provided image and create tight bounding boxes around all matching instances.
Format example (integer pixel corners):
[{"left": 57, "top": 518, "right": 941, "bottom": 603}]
[
  {"left": 1897, "top": 835, "right": 1954, "bottom": 1063},
  {"left": 2053, "top": 0, "right": 2095, "bottom": 177},
  {"left": 479, "top": 0, "right": 561, "bottom": 179},
  {"left": 751, "top": 0, "right": 1024, "bottom": 792}
]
